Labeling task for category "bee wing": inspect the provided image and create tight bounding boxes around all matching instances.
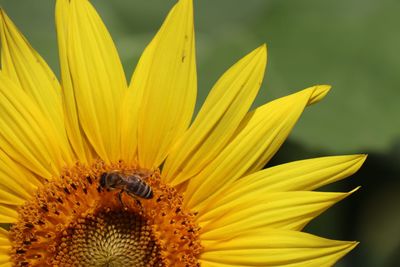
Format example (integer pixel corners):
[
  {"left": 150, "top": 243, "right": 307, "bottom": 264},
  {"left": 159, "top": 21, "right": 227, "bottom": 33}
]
[
  {"left": 134, "top": 170, "right": 153, "bottom": 179},
  {"left": 108, "top": 173, "right": 128, "bottom": 189},
  {"left": 125, "top": 175, "right": 142, "bottom": 183},
  {"left": 114, "top": 177, "right": 128, "bottom": 187}
]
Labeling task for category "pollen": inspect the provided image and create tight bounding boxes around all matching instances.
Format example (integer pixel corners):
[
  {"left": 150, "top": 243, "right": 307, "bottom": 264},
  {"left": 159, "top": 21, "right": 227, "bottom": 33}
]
[{"left": 9, "top": 161, "right": 202, "bottom": 266}]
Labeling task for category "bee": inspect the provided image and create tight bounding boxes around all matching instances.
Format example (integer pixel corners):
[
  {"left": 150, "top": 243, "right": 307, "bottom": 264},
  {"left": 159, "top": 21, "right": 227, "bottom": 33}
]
[{"left": 100, "top": 170, "right": 153, "bottom": 207}]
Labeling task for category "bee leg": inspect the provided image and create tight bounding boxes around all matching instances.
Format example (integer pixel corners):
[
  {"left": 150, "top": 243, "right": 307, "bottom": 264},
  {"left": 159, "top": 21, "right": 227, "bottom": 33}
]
[
  {"left": 135, "top": 198, "right": 143, "bottom": 209},
  {"left": 124, "top": 193, "right": 142, "bottom": 211},
  {"left": 118, "top": 190, "right": 127, "bottom": 210}
]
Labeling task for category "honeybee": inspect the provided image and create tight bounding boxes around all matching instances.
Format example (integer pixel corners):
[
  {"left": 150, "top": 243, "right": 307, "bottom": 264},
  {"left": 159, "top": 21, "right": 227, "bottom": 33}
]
[{"left": 100, "top": 170, "right": 153, "bottom": 207}]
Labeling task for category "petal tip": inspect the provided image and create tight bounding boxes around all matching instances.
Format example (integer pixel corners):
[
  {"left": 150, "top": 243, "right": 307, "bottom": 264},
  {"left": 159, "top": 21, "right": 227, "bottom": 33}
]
[
  {"left": 259, "top": 43, "right": 267, "bottom": 59},
  {"left": 0, "top": 8, "right": 8, "bottom": 21},
  {"left": 307, "top": 84, "right": 331, "bottom": 105},
  {"left": 254, "top": 43, "right": 267, "bottom": 61},
  {"left": 353, "top": 153, "right": 367, "bottom": 168},
  {"left": 339, "top": 240, "right": 359, "bottom": 257},
  {"left": 348, "top": 186, "right": 361, "bottom": 195},
  {"left": 347, "top": 240, "right": 360, "bottom": 251},
  {"left": 334, "top": 186, "right": 360, "bottom": 202},
  {"left": 177, "top": 0, "right": 194, "bottom": 11}
]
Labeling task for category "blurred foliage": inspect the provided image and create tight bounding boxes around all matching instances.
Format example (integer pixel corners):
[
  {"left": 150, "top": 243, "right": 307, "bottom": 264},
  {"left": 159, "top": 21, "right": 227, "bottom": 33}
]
[{"left": 1, "top": 0, "right": 399, "bottom": 266}]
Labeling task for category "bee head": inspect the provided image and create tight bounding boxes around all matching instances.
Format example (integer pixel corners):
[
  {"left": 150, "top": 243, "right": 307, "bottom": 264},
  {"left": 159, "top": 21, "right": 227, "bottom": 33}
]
[{"left": 100, "top": 172, "right": 107, "bottom": 187}]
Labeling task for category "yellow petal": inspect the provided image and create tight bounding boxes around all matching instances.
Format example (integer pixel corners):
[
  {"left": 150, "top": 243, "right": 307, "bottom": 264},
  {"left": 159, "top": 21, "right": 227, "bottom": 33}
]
[
  {"left": 162, "top": 45, "right": 267, "bottom": 185},
  {"left": 0, "top": 148, "right": 41, "bottom": 188},
  {"left": 184, "top": 85, "right": 330, "bottom": 210},
  {"left": 198, "top": 262, "right": 228, "bottom": 267},
  {"left": 56, "top": 0, "right": 127, "bottom": 163},
  {"left": 0, "top": 259, "right": 10, "bottom": 266},
  {"left": 0, "top": 228, "right": 9, "bottom": 244},
  {"left": 0, "top": 246, "right": 9, "bottom": 259},
  {"left": 122, "top": 0, "right": 197, "bottom": 168},
  {"left": 0, "top": 205, "right": 17, "bottom": 223},
  {"left": 201, "top": 228, "right": 357, "bottom": 266},
  {"left": 0, "top": 190, "right": 24, "bottom": 206},
  {"left": 0, "top": 149, "right": 39, "bottom": 205},
  {"left": 0, "top": 10, "right": 73, "bottom": 166},
  {"left": 0, "top": 253, "right": 9, "bottom": 264},
  {"left": 55, "top": 0, "right": 93, "bottom": 163},
  {"left": 199, "top": 189, "right": 358, "bottom": 239},
  {"left": 0, "top": 74, "right": 66, "bottom": 179},
  {"left": 0, "top": 229, "right": 10, "bottom": 264},
  {"left": 216, "top": 155, "right": 366, "bottom": 207}
]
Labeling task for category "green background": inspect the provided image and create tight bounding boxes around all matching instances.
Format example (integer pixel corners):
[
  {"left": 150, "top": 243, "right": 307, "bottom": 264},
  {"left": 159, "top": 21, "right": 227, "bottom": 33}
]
[{"left": 1, "top": 0, "right": 399, "bottom": 266}]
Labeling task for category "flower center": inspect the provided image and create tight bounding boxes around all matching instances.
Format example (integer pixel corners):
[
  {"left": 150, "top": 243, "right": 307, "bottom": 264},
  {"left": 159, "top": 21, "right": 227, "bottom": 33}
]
[
  {"left": 56, "top": 210, "right": 162, "bottom": 266},
  {"left": 9, "top": 161, "right": 202, "bottom": 266}
]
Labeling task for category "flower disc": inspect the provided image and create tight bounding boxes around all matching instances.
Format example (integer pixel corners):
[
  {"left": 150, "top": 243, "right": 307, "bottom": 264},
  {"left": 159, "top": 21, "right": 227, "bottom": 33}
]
[
  {"left": 9, "top": 161, "right": 202, "bottom": 266},
  {"left": 55, "top": 210, "right": 161, "bottom": 266}
]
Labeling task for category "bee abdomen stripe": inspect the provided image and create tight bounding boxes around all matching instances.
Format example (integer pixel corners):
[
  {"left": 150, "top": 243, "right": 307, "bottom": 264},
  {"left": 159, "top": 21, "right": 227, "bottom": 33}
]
[
  {"left": 128, "top": 181, "right": 152, "bottom": 199},
  {"left": 137, "top": 182, "right": 152, "bottom": 199},
  {"left": 143, "top": 186, "right": 153, "bottom": 199}
]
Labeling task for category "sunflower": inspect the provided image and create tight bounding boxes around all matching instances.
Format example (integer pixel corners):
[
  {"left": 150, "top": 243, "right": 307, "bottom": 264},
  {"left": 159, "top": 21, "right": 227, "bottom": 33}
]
[{"left": 0, "top": 0, "right": 365, "bottom": 266}]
